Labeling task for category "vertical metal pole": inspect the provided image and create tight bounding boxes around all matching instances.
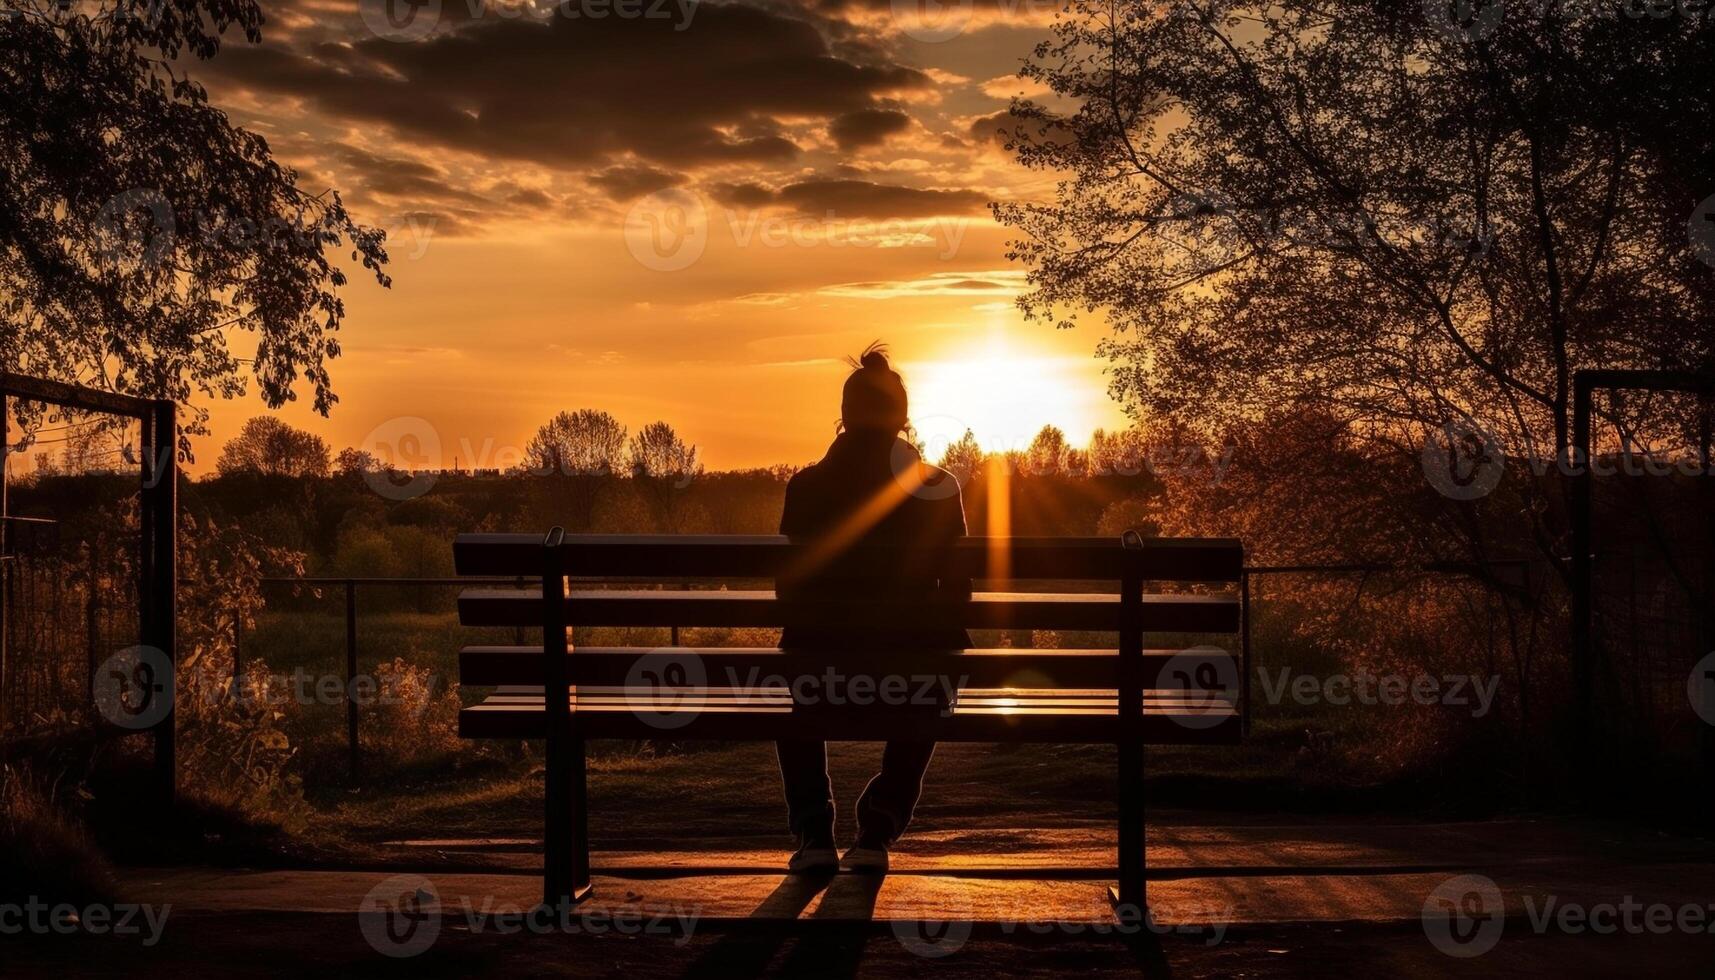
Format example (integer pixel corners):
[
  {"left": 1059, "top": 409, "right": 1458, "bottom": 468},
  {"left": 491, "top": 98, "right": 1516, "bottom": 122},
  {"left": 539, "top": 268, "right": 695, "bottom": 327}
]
[
  {"left": 541, "top": 526, "right": 589, "bottom": 907},
  {"left": 1571, "top": 375, "right": 1594, "bottom": 770},
  {"left": 345, "top": 579, "right": 360, "bottom": 783},
  {"left": 1240, "top": 567, "right": 1252, "bottom": 738},
  {"left": 1700, "top": 394, "right": 1714, "bottom": 830},
  {"left": 1113, "top": 567, "right": 1145, "bottom": 913},
  {"left": 0, "top": 391, "right": 8, "bottom": 739},
  {"left": 145, "top": 400, "right": 177, "bottom": 803}
]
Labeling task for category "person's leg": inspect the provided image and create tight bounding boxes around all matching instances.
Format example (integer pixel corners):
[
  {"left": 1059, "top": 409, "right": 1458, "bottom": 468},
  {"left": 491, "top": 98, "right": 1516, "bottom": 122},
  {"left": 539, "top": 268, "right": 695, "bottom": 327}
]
[
  {"left": 854, "top": 740, "right": 935, "bottom": 845},
  {"left": 775, "top": 739, "right": 835, "bottom": 843}
]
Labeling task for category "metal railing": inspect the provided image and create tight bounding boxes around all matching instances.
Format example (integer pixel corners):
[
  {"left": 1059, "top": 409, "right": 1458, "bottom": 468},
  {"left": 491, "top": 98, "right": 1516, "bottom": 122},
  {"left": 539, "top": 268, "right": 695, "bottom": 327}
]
[{"left": 250, "top": 559, "right": 1544, "bottom": 783}]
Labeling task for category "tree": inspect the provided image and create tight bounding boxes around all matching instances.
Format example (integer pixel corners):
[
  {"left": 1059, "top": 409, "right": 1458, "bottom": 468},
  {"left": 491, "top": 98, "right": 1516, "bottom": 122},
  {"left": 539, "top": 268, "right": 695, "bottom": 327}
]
[
  {"left": 216, "top": 416, "right": 330, "bottom": 478},
  {"left": 523, "top": 410, "right": 627, "bottom": 476},
  {"left": 1022, "top": 425, "right": 1072, "bottom": 476},
  {"left": 937, "top": 429, "right": 987, "bottom": 486},
  {"left": 0, "top": 0, "right": 389, "bottom": 446},
  {"left": 628, "top": 421, "right": 702, "bottom": 484},
  {"left": 1000, "top": 3, "right": 1715, "bottom": 573},
  {"left": 334, "top": 446, "right": 382, "bottom": 476}
]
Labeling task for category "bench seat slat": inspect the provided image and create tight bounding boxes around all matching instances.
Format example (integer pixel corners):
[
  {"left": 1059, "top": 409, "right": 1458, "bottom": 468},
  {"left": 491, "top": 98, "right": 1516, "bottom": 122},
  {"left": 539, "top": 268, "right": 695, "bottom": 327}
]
[
  {"left": 457, "top": 589, "right": 1240, "bottom": 633},
  {"left": 458, "top": 688, "right": 1241, "bottom": 743},
  {"left": 459, "top": 645, "right": 1237, "bottom": 688}
]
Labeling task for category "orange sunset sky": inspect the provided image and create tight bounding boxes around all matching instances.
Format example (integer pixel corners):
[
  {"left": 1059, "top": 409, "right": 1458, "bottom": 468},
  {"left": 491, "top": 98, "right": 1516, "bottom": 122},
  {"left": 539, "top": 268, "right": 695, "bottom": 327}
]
[{"left": 173, "top": 0, "right": 1129, "bottom": 472}]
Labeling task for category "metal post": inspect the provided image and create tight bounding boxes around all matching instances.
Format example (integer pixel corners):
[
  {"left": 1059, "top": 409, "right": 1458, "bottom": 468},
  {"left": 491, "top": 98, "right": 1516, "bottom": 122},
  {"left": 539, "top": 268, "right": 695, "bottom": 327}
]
[
  {"left": 541, "top": 526, "right": 591, "bottom": 907},
  {"left": 0, "top": 391, "right": 8, "bottom": 738},
  {"left": 144, "top": 400, "right": 177, "bottom": 802},
  {"left": 1571, "top": 375, "right": 1594, "bottom": 770},
  {"left": 1112, "top": 567, "right": 1146, "bottom": 913},
  {"left": 345, "top": 579, "right": 360, "bottom": 783},
  {"left": 1240, "top": 568, "right": 1252, "bottom": 738}
]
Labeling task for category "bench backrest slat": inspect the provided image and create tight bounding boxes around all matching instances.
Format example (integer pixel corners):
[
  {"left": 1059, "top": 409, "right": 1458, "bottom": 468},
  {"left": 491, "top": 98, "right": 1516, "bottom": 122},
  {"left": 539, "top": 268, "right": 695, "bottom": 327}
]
[{"left": 453, "top": 533, "right": 1243, "bottom": 582}]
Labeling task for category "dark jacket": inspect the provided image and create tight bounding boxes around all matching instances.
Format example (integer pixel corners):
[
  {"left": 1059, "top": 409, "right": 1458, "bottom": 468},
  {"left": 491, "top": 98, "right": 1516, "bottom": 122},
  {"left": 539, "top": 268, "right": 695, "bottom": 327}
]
[{"left": 778, "top": 431, "right": 971, "bottom": 652}]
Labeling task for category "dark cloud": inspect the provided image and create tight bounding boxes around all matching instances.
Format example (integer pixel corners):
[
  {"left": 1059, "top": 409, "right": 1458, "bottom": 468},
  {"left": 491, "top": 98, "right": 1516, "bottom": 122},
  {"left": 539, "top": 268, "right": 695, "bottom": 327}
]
[
  {"left": 589, "top": 165, "right": 685, "bottom": 201},
  {"left": 206, "top": 4, "right": 931, "bottom": 171},
  {"left": 706, "top": 178, "right": 987, "bottom": 218},
  {"left": 776, "top": 179, "right": 988, "bottom": 218},
  {"left": 828, "top": 107, "right": 911, "bottom": 150},
  {"left": 707, "top": 180, "right": 779, "bottom": 208}
]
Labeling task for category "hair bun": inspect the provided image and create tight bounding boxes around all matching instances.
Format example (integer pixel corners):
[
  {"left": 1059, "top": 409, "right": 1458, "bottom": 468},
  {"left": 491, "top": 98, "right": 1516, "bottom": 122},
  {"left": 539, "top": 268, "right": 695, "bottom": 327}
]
[{"left": 858, "top": 344, "right": 890, "bottom": 371}]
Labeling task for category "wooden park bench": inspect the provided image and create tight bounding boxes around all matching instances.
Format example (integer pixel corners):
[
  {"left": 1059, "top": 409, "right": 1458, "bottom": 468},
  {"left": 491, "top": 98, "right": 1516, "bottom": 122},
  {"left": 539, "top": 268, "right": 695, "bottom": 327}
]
[{"left": 452, "top": 531, "right": 1247, "bottom": 913}]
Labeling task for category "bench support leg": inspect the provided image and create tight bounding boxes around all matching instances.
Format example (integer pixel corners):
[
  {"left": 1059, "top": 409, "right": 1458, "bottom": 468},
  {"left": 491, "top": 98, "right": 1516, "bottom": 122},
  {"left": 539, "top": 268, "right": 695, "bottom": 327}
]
[
  {"left": 544, "top": 729, "right": 593, "bottom": 908},
  {"left": 1110, "top": 738, "right": 1146, "bottom": 916},
  {"left": 540, "top": 526, "right": 591, "bottom": 909}
]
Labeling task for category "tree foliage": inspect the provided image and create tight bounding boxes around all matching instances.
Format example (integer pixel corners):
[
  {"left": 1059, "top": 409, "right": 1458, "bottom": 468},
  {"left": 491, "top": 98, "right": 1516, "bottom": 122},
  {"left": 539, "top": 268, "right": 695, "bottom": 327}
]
[
  {"left": 628, "top": 420, "right": 702, "bottom": 482},
  {"left": 0, "top": 0, "right": 389, "bottom": 446},
  {"left": 937, "top": 428, "right": 987, "bottom": 485},
  {"left": 523, "top": 409, "right": 628, "bottom": 476},
  {"left": 216, "top": 415, "right": 330, "bottom": 478},
  {"left": 1000, "top": 2, "right": 1715, "bottom": 564}
]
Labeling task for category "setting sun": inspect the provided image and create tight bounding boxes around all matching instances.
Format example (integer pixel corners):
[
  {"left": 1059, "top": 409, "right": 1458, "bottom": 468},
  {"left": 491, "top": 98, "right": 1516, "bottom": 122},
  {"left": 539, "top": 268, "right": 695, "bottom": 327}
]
[{"left": 906, "top": 336, "right": 1117, "bottom": 460}]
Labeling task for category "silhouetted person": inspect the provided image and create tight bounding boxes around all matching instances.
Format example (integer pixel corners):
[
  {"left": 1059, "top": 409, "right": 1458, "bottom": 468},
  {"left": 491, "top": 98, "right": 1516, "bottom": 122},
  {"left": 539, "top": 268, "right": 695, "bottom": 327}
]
[{"left": 775, "top": 343, "right": 970, "bottom": 873}]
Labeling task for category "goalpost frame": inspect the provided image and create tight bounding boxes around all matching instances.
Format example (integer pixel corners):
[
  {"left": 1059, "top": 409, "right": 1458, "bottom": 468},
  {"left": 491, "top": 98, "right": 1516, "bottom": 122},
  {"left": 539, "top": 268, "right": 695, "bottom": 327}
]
[
  {"left": 0, "top": 372, "right": 178, "bottom": 802},
  {"left": 1571, "top": 369, "right": 1715, "bottom": 820}
]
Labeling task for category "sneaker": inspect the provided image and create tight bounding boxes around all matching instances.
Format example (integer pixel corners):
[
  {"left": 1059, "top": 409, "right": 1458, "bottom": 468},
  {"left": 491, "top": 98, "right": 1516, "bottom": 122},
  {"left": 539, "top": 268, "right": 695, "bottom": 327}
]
[
  {"left": 788, "top": 833, "right": 838, "bottom": 873},
  {"left": 840, "top": 839, "right": 889, "bottom": 872}
]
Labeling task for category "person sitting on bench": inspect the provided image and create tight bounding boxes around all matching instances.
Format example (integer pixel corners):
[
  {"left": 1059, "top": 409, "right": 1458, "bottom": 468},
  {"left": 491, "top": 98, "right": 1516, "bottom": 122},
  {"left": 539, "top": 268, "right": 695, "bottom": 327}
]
[{"left": 774, "top": 342, "right": 971, "bottom": 873}]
